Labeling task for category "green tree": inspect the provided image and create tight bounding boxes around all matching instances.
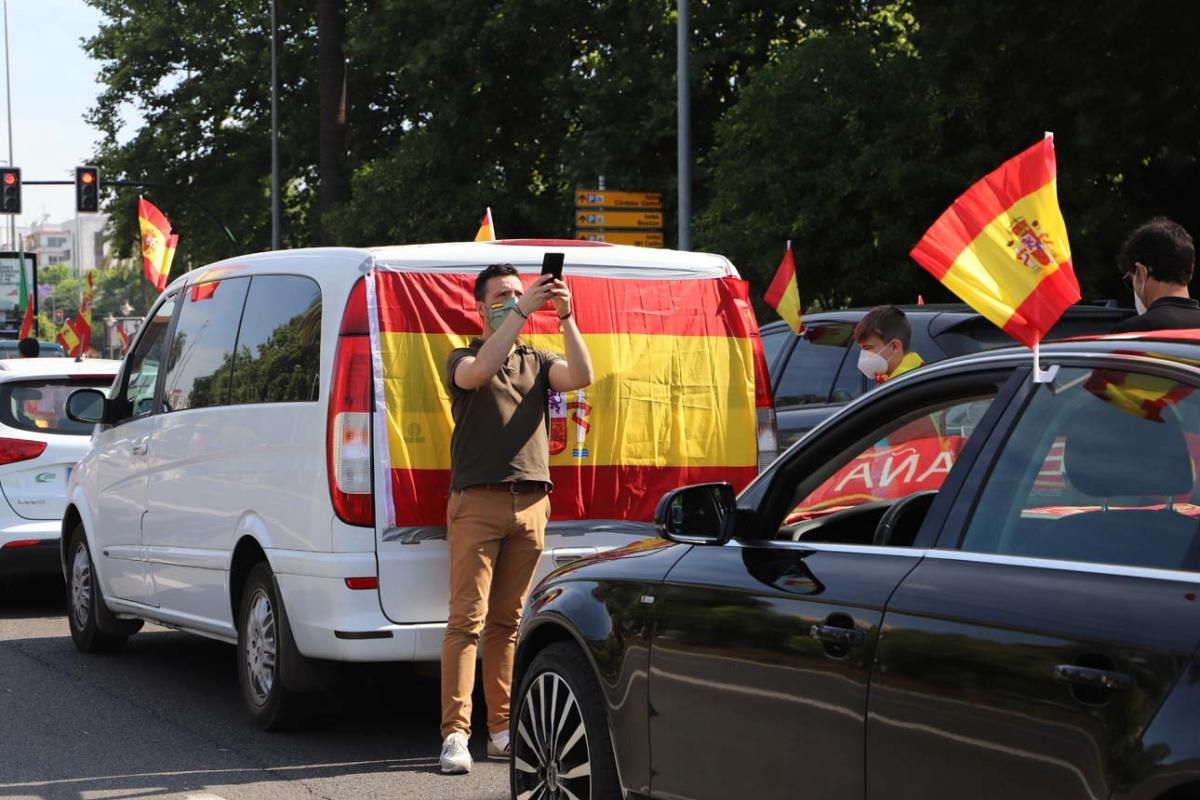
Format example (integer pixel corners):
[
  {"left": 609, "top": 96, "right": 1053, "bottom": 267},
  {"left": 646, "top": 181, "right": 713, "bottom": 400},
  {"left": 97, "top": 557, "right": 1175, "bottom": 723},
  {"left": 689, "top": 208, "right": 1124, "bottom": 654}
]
[{"left": 699, "top": 1, "right": 1200, "bottom": 316}]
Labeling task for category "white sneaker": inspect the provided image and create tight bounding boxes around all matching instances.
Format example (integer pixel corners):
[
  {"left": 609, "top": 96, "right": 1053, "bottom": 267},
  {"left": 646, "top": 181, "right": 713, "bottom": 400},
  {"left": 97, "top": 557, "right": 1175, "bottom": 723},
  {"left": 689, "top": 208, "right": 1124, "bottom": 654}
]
[
  {"left": 440, "top": 732, "right": 472, "bottom": 774},
  {"left": 487, "top": 729, "right": 511, "bottom": 760}
]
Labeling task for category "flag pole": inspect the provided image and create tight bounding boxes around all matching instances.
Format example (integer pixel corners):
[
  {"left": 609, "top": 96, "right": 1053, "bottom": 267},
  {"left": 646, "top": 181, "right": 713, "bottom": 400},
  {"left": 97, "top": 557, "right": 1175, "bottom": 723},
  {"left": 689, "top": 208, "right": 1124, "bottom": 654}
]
[{"left": 1032, "top": 338, "right": 1057, "bottom": 384}]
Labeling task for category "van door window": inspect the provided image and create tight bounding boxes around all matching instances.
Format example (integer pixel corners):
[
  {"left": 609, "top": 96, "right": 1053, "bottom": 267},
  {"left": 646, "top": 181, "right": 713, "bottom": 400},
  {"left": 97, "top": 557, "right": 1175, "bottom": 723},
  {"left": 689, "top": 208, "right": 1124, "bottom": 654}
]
[
  {"left": 161, "top": 277, "right": 250, "bottom": 412},
  {"left": 117, "top": 294, "right": 176, "bottom": 422},
  {"left": 230, "top": 275, "right": 322, "bottom": 404}
]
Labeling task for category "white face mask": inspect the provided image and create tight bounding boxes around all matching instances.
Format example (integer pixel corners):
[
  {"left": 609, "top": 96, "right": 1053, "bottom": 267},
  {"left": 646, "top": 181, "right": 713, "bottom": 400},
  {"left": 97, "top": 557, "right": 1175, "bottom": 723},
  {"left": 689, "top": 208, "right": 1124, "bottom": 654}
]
[
  {"left": 1133, "top": 268, "right": 1148, "bottom": 315},
  {"left": 857, "top": 347, "right": 890, "bottom": 379}
]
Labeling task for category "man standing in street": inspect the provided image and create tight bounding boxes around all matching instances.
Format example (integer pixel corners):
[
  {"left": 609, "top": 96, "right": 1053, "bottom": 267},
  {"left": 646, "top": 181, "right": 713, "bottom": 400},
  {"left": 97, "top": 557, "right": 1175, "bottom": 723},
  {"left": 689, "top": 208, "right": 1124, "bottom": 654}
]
[
  {"left": 1113, "top": 218, "right": 1200, "bottom": 333},
  {"left": 439, "top": 263, "right": 593, "bottom": 774}
]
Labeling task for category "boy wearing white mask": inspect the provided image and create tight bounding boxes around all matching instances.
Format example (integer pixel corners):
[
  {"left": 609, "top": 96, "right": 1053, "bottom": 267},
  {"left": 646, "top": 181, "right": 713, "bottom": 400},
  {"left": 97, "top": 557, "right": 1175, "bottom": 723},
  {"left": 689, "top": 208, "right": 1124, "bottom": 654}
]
[
  {"left": 854, "top": 305, "right": 924, "bottom": 385},
  {"left": 1112, "top": 218, "right": 1200, "bottom": 333}
]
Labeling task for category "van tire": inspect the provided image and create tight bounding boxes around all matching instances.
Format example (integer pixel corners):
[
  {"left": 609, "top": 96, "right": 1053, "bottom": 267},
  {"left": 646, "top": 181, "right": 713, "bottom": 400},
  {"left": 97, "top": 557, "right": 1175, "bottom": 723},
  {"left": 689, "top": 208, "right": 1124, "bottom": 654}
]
[
  {"left": 237, "top": 562, "right": 321, "bottom": 730},
  {"left": 66, "top": 525, "right": 138, "bottom": 652}
]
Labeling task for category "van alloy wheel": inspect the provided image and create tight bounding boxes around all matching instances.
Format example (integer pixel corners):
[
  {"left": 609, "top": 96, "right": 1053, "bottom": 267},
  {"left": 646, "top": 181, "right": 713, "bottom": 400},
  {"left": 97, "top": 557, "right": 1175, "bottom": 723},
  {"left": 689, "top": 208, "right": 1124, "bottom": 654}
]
[
  {"left": 70, "top": 541, "right": 93, "bottom": 631},
  {"left": 243, "top": 588, "right": 278, "bottom": 706},
  {"left": 513, "top": 671, "right": 592, "bottom": 800}
]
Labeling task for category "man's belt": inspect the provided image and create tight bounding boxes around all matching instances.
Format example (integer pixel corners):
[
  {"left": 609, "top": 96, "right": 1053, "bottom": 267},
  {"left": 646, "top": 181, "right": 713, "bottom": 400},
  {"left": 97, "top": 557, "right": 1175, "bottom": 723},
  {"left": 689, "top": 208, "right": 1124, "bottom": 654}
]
[{"left": 466, "top": 481, "right": 551, "bottom": 495}]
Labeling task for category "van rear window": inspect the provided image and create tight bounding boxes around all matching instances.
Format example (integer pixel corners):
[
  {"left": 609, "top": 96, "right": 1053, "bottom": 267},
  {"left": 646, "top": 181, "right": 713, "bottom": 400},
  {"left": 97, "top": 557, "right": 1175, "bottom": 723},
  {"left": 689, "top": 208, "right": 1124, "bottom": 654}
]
[{"left": 0, "top": 378, "right": 114, "bottom": 435}]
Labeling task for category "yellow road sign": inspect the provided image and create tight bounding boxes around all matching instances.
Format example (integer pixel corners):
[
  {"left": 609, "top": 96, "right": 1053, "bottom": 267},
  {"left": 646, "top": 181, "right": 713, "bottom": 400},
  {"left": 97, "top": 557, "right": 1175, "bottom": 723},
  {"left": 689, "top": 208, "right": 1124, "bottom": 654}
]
[
  {"left": 575, "top": 210, "right": 663, "bottom": 229},
  {"left": 576, "top": 231, "right": 664, "bottom": 248},
  {"left": 575, "top": 190, "right": 663, "bottom": 209}
]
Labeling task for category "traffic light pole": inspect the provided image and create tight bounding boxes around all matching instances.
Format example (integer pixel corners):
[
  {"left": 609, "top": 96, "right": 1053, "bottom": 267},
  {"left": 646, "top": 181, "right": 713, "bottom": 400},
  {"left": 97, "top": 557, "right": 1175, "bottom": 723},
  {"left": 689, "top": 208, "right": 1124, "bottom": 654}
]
[{"left": 21, "top": 179, "right": 241, "bottom": 255}]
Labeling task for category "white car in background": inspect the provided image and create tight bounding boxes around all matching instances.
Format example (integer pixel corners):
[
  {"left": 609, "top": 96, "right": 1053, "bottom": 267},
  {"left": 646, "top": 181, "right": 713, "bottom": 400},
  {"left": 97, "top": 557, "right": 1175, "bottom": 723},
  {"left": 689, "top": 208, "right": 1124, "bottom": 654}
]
[{"left": 0, "top": 357, "right": 120, "bottom": 582}]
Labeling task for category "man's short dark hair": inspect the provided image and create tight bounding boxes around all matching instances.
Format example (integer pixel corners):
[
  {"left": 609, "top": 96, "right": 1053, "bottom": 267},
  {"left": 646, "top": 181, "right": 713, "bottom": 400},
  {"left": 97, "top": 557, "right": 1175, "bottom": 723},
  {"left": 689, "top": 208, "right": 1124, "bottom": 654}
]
[
  {"left": 1118, "top": 217, "right": 1195, "bottom": 286},
  {"left": 474, "top": 263, "right": 520, "bottom": 301},
  {"left": 854, "top": 305, "right": 912, "bottom": 350},
  {"left": 16, "top": 337, "right": 38, "bottom": 358}
]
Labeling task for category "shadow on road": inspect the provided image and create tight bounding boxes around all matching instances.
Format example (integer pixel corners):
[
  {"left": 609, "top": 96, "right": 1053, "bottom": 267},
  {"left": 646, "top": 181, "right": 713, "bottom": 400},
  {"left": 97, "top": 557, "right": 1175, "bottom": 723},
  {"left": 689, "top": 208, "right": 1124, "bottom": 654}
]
[
  {"left": 0, "top": 574, "right": 66, "bottom": 619},
  {"left": 1, "top": 602, "right": 507, "bottom": 799}
]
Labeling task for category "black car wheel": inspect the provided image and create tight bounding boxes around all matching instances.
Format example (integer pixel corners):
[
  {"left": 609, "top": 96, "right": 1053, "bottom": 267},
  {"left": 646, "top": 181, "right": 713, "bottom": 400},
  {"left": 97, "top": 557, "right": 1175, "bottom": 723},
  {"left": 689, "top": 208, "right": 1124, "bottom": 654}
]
[
  {"left": 66, "top": 525, "right": 139, "bottom": 652},
  {"left": 511, "top": 641, "right": 621, "bottom": 800},
  {"left": 237, "top": 561, "right": 314, "bottom": 730}
]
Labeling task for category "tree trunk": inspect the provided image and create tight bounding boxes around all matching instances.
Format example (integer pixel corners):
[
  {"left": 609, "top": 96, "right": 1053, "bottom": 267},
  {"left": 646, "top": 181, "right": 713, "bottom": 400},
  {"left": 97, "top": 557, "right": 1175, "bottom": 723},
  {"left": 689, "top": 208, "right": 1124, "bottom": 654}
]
[{"left": 317, "top": 0, "right": 348, "bottom": 245}]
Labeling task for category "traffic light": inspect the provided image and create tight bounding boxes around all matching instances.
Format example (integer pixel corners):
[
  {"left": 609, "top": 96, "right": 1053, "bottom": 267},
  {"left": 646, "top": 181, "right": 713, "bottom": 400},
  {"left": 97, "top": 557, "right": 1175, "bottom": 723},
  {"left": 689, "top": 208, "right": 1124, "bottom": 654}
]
[
  {"left": 75, "top": 166, "right": 99, "bottom": 213},
  {"left": 0, "top": 167, "right": 20, "bottom": 214}
]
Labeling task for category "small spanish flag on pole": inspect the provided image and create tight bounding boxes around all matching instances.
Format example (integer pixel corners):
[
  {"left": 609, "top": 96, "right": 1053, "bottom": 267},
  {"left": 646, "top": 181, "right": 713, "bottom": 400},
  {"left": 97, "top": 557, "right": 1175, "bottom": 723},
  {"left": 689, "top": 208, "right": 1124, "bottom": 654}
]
[
  {"left": 910, "top": 134, "right": 1079, "bottom": 380},
  {"left": 474, "top": 207, "right": 496, "bottom": 242},
  {"left": 764, "top": 240, "right": 803, "bottom": 334},
  {"left": 139, "top": 196, "right": 176, "bottom": 292}
]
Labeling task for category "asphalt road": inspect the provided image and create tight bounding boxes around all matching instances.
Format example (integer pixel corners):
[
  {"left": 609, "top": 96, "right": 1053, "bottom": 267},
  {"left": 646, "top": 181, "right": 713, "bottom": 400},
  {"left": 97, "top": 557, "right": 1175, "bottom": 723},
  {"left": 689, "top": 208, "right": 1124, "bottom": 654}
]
[{"left": 0, "top": 577, "right": 507, "bottom": 800}]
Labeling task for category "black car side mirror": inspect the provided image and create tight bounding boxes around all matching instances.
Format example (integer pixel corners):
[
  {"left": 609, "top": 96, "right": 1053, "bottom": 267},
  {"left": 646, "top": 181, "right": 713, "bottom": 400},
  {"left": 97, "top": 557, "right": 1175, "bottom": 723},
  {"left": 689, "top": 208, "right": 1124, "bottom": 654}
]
[
  {"left": 655, "top": 482, "right": 738, "bottom": 546},
  {"left": 66, "top": 388, "right": 108, "bottom": 425}
]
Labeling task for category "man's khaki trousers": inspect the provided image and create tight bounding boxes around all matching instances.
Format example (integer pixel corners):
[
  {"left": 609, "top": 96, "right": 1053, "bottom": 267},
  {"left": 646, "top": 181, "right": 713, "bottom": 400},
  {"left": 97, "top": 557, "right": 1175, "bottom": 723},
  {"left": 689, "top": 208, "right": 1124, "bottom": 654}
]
[{"left": 440, "top": 487, "right": 548, "bottom": 739}]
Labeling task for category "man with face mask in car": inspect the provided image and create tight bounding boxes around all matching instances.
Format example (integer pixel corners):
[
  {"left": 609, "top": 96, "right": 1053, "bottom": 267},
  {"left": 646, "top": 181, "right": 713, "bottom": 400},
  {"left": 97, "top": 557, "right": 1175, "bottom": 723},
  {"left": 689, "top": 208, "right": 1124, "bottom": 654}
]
[
  {"left": 1113, "top": 218, "right": 1200, "bottom": 333},
  {"left": 854, "top": 305, "right": 924, "bottom": 385}
]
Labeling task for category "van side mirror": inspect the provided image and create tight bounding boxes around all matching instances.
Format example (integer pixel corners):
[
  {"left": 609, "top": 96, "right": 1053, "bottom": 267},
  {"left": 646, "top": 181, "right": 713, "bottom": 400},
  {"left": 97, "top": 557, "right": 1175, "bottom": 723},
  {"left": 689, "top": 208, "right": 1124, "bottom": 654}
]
[
  {"left": 655, "top": 482, "right": 738, "bottom": 545},
  {"left": 66, "top": 388, "right": 108, "bottom": 425}
]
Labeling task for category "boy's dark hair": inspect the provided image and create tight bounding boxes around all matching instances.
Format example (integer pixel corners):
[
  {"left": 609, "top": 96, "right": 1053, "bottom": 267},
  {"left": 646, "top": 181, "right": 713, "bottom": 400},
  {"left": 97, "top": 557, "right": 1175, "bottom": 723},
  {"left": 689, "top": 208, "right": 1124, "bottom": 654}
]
[
  {"left": 1118, "top": 217, "right": 1195, "bottom": 286},
  {"left": 854, "top": 305, "right": 912, "bottom": 350},
  {"left": 474, "top": 263, "right": 520, "bottom": 301},
  {"left": 16, "top": 337, "right": 38, "bottom": 358}
]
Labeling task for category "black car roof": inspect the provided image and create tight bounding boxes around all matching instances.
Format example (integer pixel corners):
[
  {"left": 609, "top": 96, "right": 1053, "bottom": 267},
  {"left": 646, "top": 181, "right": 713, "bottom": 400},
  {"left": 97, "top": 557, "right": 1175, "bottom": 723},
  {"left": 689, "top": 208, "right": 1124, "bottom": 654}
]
[
  {"left": 916, "top": 330, "right": 1200, "bottom": 376},
  {"left": 759, "top": 304, "right": 1133, "bottom": 339}
]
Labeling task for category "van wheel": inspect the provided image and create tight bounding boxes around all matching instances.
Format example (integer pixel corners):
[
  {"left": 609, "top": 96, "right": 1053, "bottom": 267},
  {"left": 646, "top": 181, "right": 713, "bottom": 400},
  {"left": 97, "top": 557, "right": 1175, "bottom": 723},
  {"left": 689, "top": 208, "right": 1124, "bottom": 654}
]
[
  {"left": 237, "top": 562, "right": 314, "bottom": 730},
  {"left": 66, "top": 525, "right": 138, "bottom": 652},
  {"left": 511, "top": 641, "right": 621, "bottom": 800}
]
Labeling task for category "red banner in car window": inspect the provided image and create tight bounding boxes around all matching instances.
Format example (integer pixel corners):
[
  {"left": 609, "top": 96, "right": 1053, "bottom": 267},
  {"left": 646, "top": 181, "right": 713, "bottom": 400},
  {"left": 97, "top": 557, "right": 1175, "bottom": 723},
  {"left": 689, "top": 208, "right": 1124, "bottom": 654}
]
[{"left": 791, "top": 435, "right": 967, "bottom": 521}]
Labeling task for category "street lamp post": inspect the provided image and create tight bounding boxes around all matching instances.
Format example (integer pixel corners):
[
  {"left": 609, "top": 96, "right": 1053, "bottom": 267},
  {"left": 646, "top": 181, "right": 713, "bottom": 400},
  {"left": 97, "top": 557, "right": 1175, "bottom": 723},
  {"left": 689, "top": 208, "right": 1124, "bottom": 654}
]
[
  {"left": 270, "top": 0, "right": 281, "bottom": 251},
  {"left": 676, "top": 0, "right": 691, "bottom": 251}
]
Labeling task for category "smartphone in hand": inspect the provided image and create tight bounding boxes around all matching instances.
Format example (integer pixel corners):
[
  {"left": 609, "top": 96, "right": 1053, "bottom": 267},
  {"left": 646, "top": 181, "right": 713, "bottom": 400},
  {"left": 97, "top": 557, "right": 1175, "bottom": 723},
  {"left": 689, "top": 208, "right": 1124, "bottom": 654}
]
[{"left": 541, "top": 252, "right": 565, "bottom": 282}]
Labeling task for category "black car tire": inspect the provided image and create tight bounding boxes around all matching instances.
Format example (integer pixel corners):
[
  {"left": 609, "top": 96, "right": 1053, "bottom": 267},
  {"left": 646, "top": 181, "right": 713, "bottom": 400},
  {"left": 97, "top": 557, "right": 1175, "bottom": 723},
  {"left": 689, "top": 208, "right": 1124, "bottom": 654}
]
[
  {"left": 510, "top": 640, "right": 621, "bottom": 800},
  {"left": 237, "top": 561, "right": 318, "bottom": 731},
  {"left": 66, "top": 525, "right": 140, "bottom": 652}
]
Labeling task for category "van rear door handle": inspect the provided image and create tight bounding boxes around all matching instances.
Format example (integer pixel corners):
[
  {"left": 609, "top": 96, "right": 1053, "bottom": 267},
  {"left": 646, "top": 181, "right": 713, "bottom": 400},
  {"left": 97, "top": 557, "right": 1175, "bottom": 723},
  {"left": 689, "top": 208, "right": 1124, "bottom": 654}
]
[
  {"left": 1054, "top": 664, "right": 1131, "bottom": 690},
  {"left": 131, "top": 443, "right": 148, "bottom": 456}
]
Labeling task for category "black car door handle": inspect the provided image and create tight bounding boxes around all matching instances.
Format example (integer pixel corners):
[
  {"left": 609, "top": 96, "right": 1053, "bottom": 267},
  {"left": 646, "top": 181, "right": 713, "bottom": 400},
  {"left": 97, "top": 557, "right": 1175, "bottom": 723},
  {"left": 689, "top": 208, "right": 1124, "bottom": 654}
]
[
  {"left": 810, "top": 624, "right": 865, "bottom": 647},
  {"left": 1054, "top": 664, "right": 1132, "bottom": 691}
]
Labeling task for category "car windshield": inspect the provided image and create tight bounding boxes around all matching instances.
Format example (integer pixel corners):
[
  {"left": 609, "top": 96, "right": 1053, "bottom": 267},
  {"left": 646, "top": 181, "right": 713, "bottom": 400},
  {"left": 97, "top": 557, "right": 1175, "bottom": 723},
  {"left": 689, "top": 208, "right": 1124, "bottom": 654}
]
[{"left": 0, "top": 378, "right": 114, "bottom": 434}]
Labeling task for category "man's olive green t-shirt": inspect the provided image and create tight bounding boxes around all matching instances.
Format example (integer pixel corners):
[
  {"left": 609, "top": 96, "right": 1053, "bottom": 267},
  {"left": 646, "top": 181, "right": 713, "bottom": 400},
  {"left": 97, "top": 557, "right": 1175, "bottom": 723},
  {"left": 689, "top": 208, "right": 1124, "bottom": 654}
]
[{"left": 446, "top": 338, "right": 564, "bottom": 491}]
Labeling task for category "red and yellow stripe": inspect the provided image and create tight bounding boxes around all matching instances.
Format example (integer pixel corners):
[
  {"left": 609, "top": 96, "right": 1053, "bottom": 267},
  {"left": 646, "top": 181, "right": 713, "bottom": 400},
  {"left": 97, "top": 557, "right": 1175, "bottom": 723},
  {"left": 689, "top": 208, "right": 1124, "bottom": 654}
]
[
  {"left": 372, "top": 271, "right": 763, "bottom": 526},
  {"left": 910, "top": 137, "right": 1080, "bottom": 348}
]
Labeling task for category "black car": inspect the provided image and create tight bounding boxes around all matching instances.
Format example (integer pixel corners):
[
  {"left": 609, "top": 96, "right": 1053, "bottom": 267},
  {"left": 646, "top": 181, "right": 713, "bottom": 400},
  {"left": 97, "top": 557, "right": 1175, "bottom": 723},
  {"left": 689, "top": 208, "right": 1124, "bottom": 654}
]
[
  {"left": 761, "top": 303, "right": 1132, "bottom": 447},
  {"left": 511, "top": 332, "right": 1200, "bottom": 800}
]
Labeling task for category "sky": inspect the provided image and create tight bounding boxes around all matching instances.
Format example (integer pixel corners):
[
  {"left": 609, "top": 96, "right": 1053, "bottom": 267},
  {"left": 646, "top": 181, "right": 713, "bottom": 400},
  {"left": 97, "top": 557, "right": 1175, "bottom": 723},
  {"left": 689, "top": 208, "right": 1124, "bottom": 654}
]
[{"left": 5, "top": 0, "right": 122, "bottom": 230}]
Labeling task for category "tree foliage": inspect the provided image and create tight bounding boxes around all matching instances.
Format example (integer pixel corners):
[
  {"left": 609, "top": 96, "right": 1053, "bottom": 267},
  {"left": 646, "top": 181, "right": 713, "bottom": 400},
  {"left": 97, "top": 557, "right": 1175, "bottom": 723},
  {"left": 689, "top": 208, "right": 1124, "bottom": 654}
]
[{"left": 85, "top": 0, "right": 1200, "bottom": 320}]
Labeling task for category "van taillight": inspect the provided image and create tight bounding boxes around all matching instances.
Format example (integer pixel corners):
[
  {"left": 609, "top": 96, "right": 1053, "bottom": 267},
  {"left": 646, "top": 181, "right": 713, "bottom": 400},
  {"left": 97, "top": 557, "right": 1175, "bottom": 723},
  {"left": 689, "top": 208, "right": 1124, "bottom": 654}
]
[
  {"left": 0, "top": 438, "right": 47, "bottom": 466},
  {"left": 327, "top": 280, "right": 374, "bottom": 527},
  {"left": 756, "top": 407, "right": 779, "bottom": 471},
  {"left": 749, "top": 324, "right": 779, "bottom": 472}
]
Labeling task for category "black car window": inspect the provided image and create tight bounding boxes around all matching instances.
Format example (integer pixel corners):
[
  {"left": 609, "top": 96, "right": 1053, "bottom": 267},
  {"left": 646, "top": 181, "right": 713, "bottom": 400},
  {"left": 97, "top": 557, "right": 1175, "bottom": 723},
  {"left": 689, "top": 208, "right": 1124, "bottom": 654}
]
[
  {"left": 774, "top": 322, "right": 854, "bottom": 407},
  {"left": 161, "top": 277, "right": 250, "bottom": 412},
  {"left": 959, "top": 367, "right": 1200, "bottom": 572},
  {"left": 229, "top": 275, "right": 322, "bottom": 404},
  {"left": 779, "top": 394, "right": 996, "bottom": 545},
  {"left": 118, "top": 294, "right": 176, "bottom": 422},
  {"left": 761, "top": 325, "right": 791, "bottom": 381},
  {"left": 831, "top": 343, "right": 867, "bottom": 403},
  {"left": 0, "top": 378, "right": 114, "bottom": 434}
]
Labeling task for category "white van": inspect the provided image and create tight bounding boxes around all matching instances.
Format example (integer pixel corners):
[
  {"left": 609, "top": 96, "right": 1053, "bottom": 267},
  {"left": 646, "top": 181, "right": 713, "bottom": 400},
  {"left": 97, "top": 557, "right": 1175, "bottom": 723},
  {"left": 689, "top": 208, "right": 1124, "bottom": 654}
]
[{"left": 62, "top": 240, "right": 777, "bottom": 728}]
